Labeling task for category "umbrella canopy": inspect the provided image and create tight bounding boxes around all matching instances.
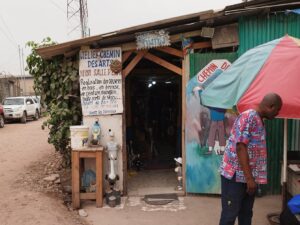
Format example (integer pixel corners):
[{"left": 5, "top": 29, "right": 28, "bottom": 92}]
[
  {"left": 200, "top": 35, "right": 300, "bottom": 185},
  {"left": 201, "top": 35, "right": 300, "bottom": 119}
]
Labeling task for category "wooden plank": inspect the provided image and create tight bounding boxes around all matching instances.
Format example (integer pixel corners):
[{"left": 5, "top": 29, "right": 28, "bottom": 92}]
[
  {"left": 96, "top": 151, "right": 103, "bottom": 207},
  {"left": 170, "top": 30, "right": 202, "bottom": 43},
  {"left": 181, "top": 55, "right": 189, "bottom": 194},
  {"left": 37, "top": 10, "right": 217, "bottom": 58},
  {"left": 79, "top": 151, "right": 98, "bottom": 158},
  {"left": 199, "top": 12, "right": 215, "bottom": 20},
  {"left": 80, "top": 45, "right": 90, "bottom": 50},
  {"left": 72, "top": 147, "right": 103, "bottom": 151},
  {"left": 79, "top": 158, "right": 85, "bottom": 188},
  {"left": 123, "top": 69, "right": 128, "bottom": 195},
  {"left": 144, "top": 52, "right": 182, "bottom": 76},
  {"left": 212, "top": 24, "right": 239, "bottom": 49},
  {"left": 125, "top": 78, "right": 132, "bottom": 126},
  {"left": 64, "top": 48, "right": 79, "bottom": 58},
  {"left": 72, "top": 151, "right": 80, "bottom": 209},
  {"left": 123, "top": 51, "right": 147, "bottom": 77},
  {"left": 121, "top": 42, "right": 137, "bottom": 52},
  {"left": 156, "top": 46, "right": 183, "bottom": 58},
  {"left": 192, "top": 41, "right": 212, "bottom": 50},
  {"left": 120, "top": 30, "right": 206, "bottom": 52},
  {"left": 80, "top": 193, "right": 97, "bottom": 200},
  {"left": 199, "top": 11, "right": 223, "bottom": 20},
  {"left": 122, "top": 51, "right": 132, "bottom": 63}
]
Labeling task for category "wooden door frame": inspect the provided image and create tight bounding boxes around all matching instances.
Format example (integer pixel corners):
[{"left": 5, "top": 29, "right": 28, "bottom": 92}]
[{"left": 121, "top": 41, "right": 211, "bottom": 195}]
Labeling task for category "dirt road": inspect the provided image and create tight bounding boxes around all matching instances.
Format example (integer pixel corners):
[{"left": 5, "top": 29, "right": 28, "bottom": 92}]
[
  {"left": 0, "top": 119, "right": 282, "bottom": 225},
  {"left": 0, "top": 119, "right": 83, "bottom": 225}
]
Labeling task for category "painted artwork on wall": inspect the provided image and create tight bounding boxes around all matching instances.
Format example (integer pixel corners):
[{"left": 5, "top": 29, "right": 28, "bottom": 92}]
[{"left": 185, "top": 60, "right": 237, "bottom": 194}]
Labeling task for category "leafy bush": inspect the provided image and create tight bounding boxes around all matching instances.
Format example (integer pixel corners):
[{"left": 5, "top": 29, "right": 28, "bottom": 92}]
[{"left": 26, "top": 37, "right": 82, "bottom": 167}]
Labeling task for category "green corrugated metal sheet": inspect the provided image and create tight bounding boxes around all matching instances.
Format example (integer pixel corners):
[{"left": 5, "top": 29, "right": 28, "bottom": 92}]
[
  {"left": 189, "top": 52, "right": 238, "bottom": 78},
  {"left": 293, "top": 121, "right": 300, "bottom": 150},
  {"left": 288, "top": 120, "right": 300, "bottom": 151},
  {"left": 239, "top": 13, "right": 300, "bottom": 55},
  {"left": 239, "top": 13, "right": 300, "bottom": 194}
]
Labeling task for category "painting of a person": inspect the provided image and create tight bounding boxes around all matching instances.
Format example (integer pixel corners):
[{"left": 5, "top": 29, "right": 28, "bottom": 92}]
[{"left": 207, "top": 107, "right": 226, "bottom": 155}]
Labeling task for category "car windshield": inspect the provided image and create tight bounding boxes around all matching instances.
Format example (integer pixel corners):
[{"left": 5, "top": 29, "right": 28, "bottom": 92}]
[{"left": 3, "top": 98, "right": 24, "bottom": 105}]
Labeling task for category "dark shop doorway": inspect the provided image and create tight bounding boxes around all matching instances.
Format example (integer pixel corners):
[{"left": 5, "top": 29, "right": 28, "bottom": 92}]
[{"left": 125, "top": 58, "right": 182, "bottom": 195}]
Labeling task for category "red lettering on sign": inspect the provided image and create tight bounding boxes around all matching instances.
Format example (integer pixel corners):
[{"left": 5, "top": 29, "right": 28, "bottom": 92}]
[
  {"left": 197, "top": 63, "right": 218, "bottom": 83},
  {"left": 221, "top": 62, "right": 230, "bottom": 70},
  {"left": 208, "top": 63, "right": 218, "bottom": 73}
]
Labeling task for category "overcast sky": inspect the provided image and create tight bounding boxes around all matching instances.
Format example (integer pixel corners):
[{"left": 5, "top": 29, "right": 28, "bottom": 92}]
[{"left": 0, "top": 0, "right": 242, "bottom": 75}]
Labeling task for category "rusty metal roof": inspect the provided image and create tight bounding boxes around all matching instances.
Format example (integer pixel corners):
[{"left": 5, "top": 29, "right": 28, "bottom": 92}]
[{"left": 36, "top": 0, "right": 300, "bottom": 59}]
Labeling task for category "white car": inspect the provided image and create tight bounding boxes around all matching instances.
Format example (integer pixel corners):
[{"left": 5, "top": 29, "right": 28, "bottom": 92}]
[
  {"left": 30, "top": 96, "right": 41, "bottom": 116},
  {"left": 3, "top": 96, "right": 39, "bottom": 123}
]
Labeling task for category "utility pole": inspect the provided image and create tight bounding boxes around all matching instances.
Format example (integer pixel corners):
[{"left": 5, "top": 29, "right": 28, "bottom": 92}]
[
  {"left": 18, "top": 45, "right": 25, "bottom": 96},
  {"left": 67, "top": 0, "right": 90, "bottom": 38},
  {"left": 21, "top": 48, "right": 26, "bottom": 95}
]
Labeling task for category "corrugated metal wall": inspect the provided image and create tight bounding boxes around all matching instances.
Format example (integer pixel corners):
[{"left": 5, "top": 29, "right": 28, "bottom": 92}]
[
  {"left": 239, "top": 13, "right": 300, "bottom": 54},
  {"left": 288, "top": 120, "right": 300, "bottom": 151},
  {"left": 239, "top": 13, "right": 300, "bottom": 194}
]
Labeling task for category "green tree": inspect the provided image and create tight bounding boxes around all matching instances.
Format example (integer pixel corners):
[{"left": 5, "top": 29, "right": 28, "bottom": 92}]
[{"left": 26, "top": 37, "right": 82, "bottom": 167}]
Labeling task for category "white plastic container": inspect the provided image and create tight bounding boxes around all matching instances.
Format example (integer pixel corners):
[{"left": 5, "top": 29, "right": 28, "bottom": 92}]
[{"left": 70, "top": 125, "right": 89, "bottom": 149}]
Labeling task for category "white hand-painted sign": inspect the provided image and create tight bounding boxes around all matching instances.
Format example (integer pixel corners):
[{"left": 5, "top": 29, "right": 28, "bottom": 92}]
[{"left": 79, "top": 47, "right": 123, "bottom": 116}]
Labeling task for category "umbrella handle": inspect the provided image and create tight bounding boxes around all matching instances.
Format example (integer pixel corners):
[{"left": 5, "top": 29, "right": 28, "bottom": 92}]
[{"left": 283, "top": 119, "right": 287, "bottom": 183}]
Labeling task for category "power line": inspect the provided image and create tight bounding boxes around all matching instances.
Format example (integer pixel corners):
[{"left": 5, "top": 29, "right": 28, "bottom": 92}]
[
  {"left": 0, "top": 14, "right": 17, "bottom": 45},
  {"left": 0, "top": 13, "right": 20, "bottom": 77},
  {"left": 49, "top": 0, "right": 67, "bottom": 15},
  {"left": 0, "top": 24, "right": 18, "bottom": 50},
  {"left": 67, "top": 24, "right": 81, "bottom": 35}
]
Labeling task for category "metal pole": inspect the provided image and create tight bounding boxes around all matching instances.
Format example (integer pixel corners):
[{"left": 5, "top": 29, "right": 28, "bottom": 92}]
[
  {"left": 18, "top": 45, "right": 24, "bottom": 96},
  {"left": 282, "top": 118, "right": 288, "bottom": 210},
  {"left": 283, "top": 118, "right": 288, "bottom": 182},
  {"left": 79, "top": 0, "right": 84, "bottom": 38},
  {"left": 21, "top": 48, "right": 26, "bottom": 95}
]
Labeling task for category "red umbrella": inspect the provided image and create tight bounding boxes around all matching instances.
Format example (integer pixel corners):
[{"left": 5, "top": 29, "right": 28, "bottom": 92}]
[{"left": 238, "top": 36, "right": 300, "bottom": 118}]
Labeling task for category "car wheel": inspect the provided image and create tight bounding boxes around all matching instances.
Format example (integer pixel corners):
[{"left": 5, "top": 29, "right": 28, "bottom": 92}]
[
  {"left": 34, "top": 110, "right": 39, "bottom": 120},
  {"left": 20, "top": 112, "right": 27, "bottom": 124},
  {"left": 0, "top": 115, "right": 4, "bottom": 128}
]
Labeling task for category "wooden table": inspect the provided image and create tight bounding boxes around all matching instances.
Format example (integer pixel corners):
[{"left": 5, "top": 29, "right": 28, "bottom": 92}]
[{"left": 72, "top": 147, "right": 103, "bottom": 209}]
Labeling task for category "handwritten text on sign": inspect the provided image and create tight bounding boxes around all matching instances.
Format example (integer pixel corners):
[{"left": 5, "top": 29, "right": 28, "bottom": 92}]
[{"left": 79, "top": 47, "right": 123, "bottom": 116}]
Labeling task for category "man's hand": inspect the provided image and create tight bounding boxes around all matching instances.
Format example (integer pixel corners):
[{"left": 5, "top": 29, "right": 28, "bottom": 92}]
[{"left": 246, "top": 177, "right": 257, "bottom": 195}]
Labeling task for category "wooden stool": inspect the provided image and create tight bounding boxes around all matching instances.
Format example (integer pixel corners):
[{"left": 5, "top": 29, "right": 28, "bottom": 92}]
[{"left": 72, "top": 147, "right": 103, "bottom": 209}]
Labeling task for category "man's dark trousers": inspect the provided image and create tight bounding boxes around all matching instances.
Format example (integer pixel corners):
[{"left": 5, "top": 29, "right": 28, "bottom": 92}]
[{"left": 219, "top": 175, "right": 255, "bottom": 225}]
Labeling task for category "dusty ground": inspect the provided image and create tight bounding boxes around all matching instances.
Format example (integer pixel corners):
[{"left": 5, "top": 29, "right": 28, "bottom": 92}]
[
  {"left": 82, "top": 194, "right": 281, "bottom": 225},
  {"left": 0, "top": 119, "right": 86, "bottom": 225},
  {"left": 0, "top": 119, "right": 281, "bottom": 225}
]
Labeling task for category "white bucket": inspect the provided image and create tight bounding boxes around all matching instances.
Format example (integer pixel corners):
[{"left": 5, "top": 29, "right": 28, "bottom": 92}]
[{"left": 70, "top": 125, "right": 89, "bottom": 149}]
